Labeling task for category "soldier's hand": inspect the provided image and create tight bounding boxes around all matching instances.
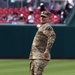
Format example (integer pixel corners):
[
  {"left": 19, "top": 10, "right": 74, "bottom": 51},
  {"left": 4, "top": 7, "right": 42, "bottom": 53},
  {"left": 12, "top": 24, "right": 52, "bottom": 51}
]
[
  {"left": 36, "top": 24, "right": 41, "bottom": 28},
  {"left": 44, "top": 51, "right": 49, "bottom": 58}
]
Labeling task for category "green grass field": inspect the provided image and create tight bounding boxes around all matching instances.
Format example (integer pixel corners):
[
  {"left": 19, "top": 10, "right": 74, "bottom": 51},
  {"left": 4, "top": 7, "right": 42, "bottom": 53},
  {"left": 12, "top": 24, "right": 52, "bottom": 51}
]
[{"left": 0, "top": 59, "right": 75, "bottom": 75}]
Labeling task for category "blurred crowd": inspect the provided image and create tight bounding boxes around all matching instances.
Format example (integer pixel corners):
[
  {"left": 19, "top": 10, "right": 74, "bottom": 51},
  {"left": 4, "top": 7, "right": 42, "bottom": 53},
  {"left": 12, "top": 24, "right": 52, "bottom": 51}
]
[{"left": 0, "top": 0, "right": 74, "bottom": 25}]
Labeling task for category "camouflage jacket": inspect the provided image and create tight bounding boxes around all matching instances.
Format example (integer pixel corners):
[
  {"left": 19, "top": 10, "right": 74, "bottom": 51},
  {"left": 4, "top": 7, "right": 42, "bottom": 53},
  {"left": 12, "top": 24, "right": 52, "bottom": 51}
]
[{"left": 29, "top": 23, "right": 56, "bottom": 60}]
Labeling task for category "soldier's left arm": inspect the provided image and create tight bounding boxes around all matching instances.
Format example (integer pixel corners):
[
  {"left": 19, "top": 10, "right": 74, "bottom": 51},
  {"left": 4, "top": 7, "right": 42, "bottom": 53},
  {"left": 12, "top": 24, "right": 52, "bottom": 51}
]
[{"left": 43, "top": 25, "right": 56, "bottom": 52}]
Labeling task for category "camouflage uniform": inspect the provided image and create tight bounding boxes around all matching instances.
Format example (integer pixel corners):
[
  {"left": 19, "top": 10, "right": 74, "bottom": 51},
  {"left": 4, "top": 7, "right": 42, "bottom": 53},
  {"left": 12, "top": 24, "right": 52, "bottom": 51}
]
[
  {"left": 29, "top": 12, "right": 56, "bottom": 75},
  {"left": 30, "top": 59, "right": 49, "bottom": 75}
]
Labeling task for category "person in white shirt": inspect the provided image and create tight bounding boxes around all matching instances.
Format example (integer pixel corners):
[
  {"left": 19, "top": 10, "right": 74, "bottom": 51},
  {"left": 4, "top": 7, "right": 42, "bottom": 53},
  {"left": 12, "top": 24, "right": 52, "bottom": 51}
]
[{"left": 27, "top": 11, "right": 34, "bottom": 24}]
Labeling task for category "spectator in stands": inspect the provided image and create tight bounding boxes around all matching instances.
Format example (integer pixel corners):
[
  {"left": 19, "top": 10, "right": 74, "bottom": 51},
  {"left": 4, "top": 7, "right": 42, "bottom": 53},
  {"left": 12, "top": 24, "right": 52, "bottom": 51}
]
[
  {"left": 26, "top": 0, "right": 32, "bottom": 8},
  {"left": 60, "top": 9, "right": 65, "bottom": 23},
  {"left": 12, "top": 12, "right": 19, "bottom": 21},
  {"left": 60, "top": 9, "right": 68, "bottom": 23},
  {"left": 10, "top": 12, "right": 19, "bottom": 24},
  {"left": 49, "top": 1, "right": 55, "bottom": 14},
  {"left": 28, "top": 2, "right": 34, "bottom": 13},
  {"left": 40, "top": 2, "right": 45, "bottom": 12},
  {"left": 2, "top": 14, "right": 7, "bottom": 21},
  {"left": 65, "top": 1, "right": 74, "bottom": 13},
  {"left": 55, "top": 2, "right": 63, "bottom": 15},
  {"left": 27, "top": 11, "right": 34, "bottom": 24},
  {"left": 18, "top": 14, "right": 26, "bottom": 24},
  {"left": 67, "top": 0, "right": 74, "bottom": 6},
  {"left": 7, "top": 12, "right": 19, "bottom": 24},
  {"left": 7, "top": 13, "right": 13, "bottom": 23},
  {"left": 1, "top": 14, "right": 7, "bottom": 23}
]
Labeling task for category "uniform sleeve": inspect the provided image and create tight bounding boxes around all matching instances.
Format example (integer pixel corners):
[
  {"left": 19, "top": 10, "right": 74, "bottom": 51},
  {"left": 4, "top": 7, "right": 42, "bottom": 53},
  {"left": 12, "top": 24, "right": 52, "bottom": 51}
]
[{"left": 43, "top": 26, "right": 56, "bottom": 51}]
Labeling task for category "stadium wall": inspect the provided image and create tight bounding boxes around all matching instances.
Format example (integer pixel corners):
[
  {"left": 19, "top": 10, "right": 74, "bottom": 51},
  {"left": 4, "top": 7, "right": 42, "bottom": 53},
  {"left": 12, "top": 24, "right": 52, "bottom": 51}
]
[{"left": 0, "top": 25, "right": 75, "bottom": 59}]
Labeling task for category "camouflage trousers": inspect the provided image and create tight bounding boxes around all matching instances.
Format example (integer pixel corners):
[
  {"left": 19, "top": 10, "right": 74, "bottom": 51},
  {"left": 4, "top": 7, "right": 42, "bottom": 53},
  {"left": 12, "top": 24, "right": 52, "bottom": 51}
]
[{"left": 30, "top": 59, "right": 49, "bottom": 75}]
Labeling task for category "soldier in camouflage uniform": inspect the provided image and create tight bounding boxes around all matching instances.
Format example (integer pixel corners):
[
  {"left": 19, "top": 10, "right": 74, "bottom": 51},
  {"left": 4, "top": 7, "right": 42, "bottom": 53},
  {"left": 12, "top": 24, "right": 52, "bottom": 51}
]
[{"left": 29, "top": 11, "right": 56, "bottom": 75}]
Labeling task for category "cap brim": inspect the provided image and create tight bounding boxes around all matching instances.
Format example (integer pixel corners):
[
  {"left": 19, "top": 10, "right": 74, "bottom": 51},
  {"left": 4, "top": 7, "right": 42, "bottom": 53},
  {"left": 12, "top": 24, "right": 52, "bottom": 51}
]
[{"left": 41, "top": 14, "right": 47, "bottom": 17}]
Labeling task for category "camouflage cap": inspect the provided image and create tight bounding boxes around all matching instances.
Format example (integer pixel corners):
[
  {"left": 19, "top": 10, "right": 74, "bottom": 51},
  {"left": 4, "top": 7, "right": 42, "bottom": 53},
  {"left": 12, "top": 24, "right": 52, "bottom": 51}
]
[{"left": 41, "top": 11, "right": 51, "bottom": 17}]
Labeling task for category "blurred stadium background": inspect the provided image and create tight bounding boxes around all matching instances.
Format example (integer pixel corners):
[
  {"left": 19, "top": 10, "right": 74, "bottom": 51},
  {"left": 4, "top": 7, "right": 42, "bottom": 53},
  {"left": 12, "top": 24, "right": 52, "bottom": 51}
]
[{"left": 0, "top": 0, "right": 75, "bottom": 75}]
